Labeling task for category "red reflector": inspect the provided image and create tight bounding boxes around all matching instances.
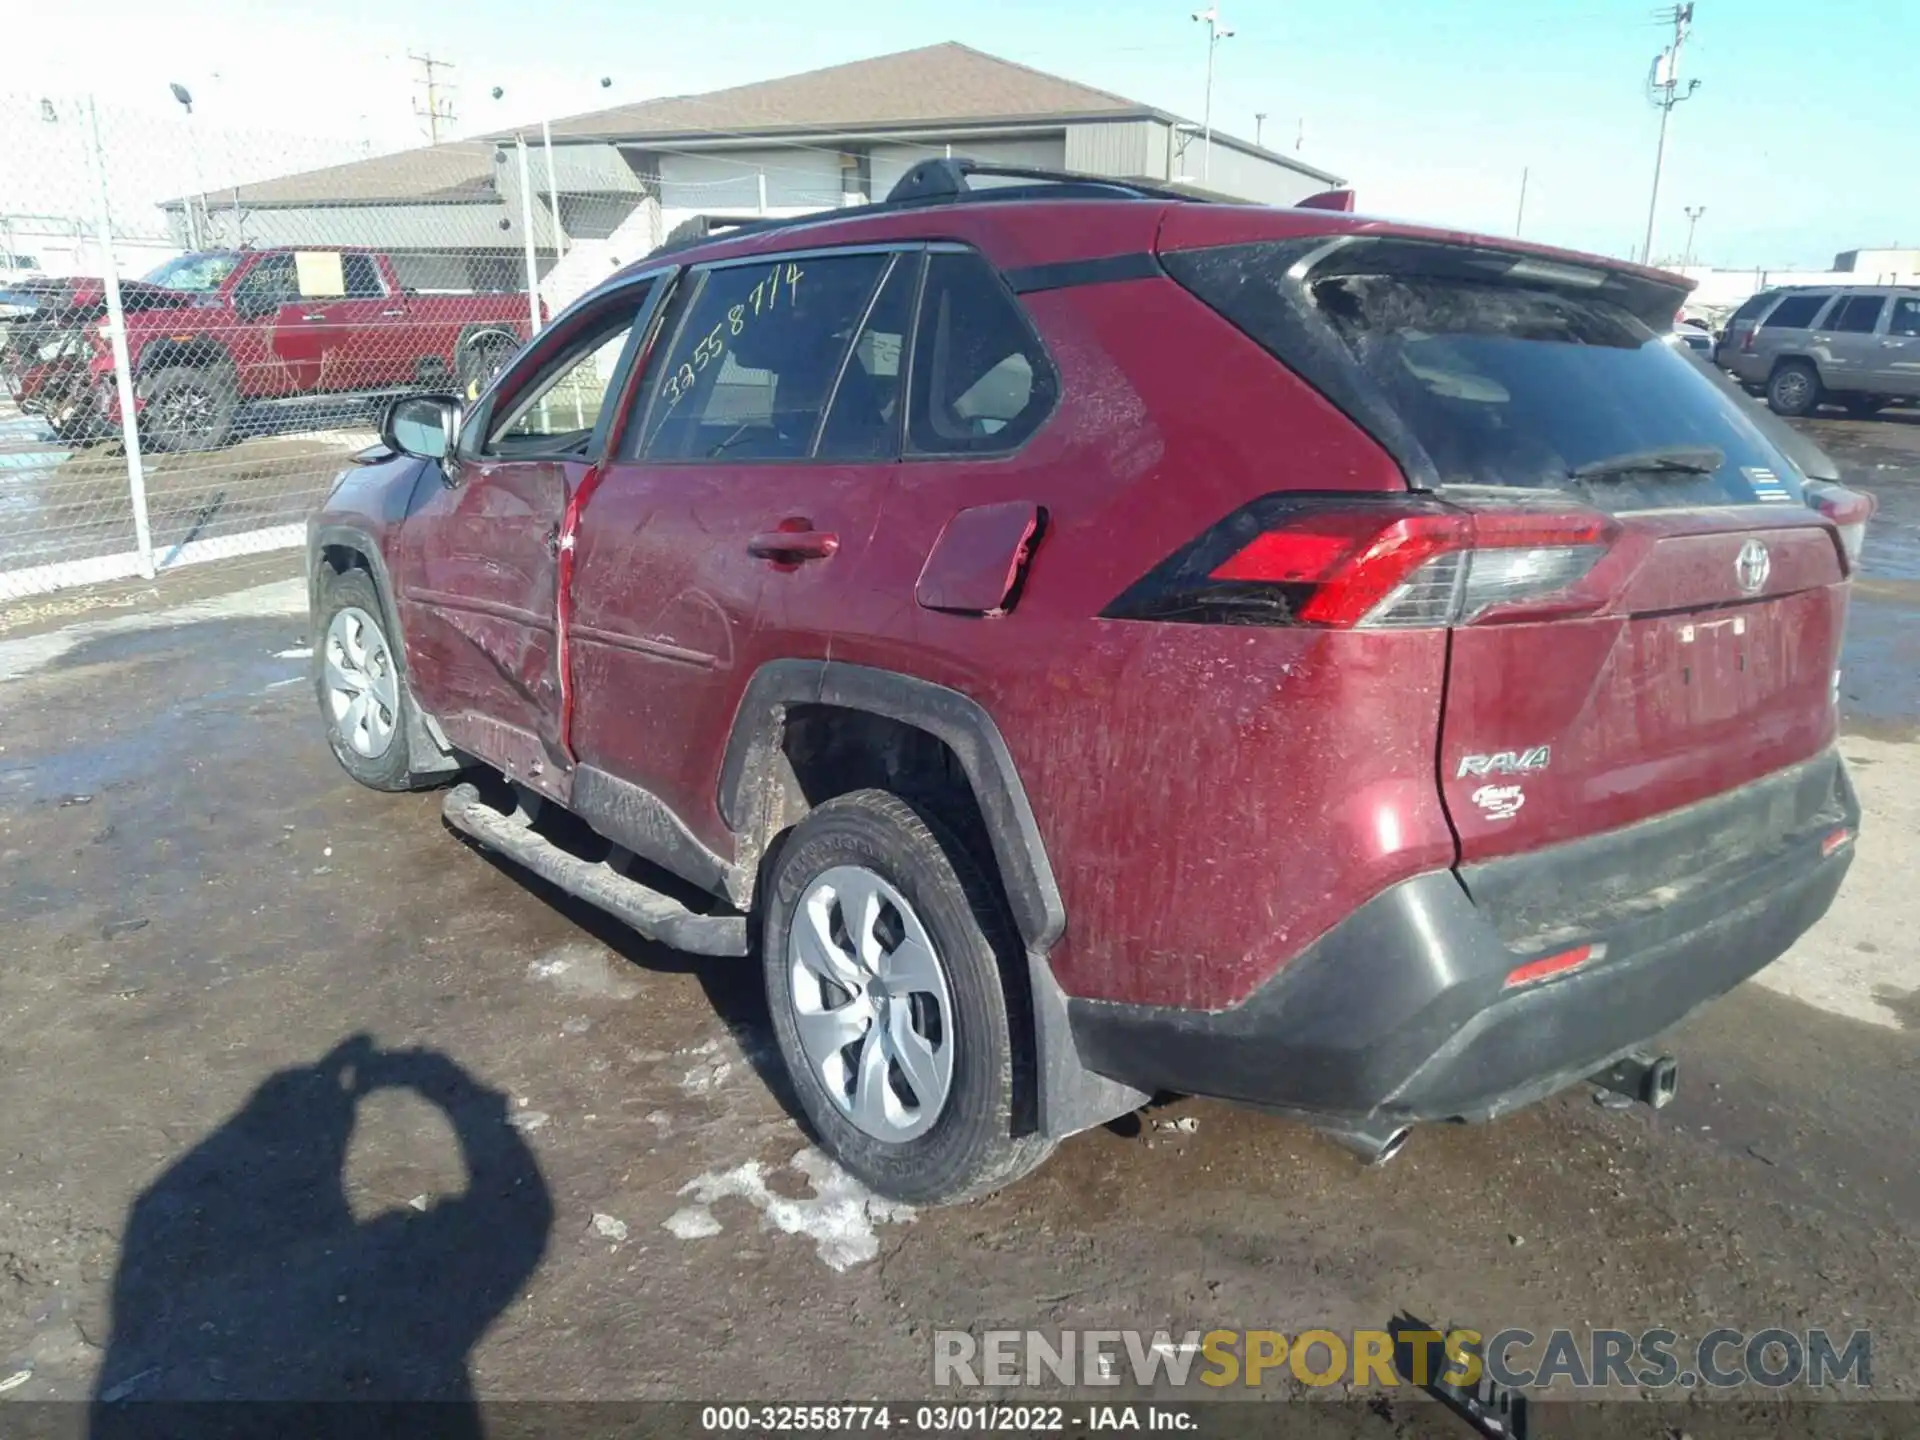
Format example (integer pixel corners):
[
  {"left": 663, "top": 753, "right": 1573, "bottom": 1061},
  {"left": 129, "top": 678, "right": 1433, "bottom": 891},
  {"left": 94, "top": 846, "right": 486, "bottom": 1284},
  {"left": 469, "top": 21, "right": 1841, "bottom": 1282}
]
[
  {"left": 1821, "top": 828, "right": 1853, "bottom": 858},
  {"left": 1503, "top": 943, "right": 1601, "bottom": 989}
]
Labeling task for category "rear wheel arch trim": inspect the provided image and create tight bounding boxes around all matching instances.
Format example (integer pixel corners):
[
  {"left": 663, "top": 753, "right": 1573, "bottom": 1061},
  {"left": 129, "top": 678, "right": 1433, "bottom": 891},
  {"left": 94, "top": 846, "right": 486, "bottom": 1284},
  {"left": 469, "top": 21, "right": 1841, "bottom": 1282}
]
[{"left": 718, "top": 659, "right": 1066, "bottom": 953}]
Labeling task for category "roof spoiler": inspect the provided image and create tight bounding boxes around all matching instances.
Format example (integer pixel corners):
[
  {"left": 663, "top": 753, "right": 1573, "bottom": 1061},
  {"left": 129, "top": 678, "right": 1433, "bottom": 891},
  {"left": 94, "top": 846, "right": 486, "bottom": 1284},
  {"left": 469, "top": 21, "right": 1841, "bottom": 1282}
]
[{"left": 1295, "top": 188, "right": 1355, "bottom": 212}]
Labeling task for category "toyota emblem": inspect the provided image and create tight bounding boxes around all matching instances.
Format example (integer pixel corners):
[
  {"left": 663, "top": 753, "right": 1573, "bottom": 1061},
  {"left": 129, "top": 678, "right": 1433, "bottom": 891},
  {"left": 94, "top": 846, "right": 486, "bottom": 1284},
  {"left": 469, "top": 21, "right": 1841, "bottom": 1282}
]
[{"left": 1735, "top": 538, "right": 1771, "bottom": 595}]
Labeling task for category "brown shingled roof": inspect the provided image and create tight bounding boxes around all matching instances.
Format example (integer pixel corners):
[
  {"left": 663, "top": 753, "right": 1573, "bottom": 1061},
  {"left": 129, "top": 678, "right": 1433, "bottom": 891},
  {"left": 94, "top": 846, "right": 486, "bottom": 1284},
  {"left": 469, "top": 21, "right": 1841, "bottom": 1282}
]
[
  {"left": 543, "top": 42, "right": 1153, "bottom": 141},
  {"left": 210, "top": 141, "right": 500, "bottom": 207}
]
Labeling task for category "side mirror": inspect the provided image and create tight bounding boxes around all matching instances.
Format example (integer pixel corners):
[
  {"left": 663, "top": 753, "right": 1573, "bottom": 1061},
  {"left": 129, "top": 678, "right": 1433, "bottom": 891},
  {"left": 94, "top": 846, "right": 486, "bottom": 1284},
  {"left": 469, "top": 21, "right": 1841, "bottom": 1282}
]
[{"left": 382, "top": 394, "right": 463, "bottom": 478}]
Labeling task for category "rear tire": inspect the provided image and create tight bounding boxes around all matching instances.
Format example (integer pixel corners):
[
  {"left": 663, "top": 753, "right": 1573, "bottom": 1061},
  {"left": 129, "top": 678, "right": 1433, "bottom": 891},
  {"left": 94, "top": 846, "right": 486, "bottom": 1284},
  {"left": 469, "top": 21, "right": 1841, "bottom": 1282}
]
[
  {"left": 312, "top": 566, "right": 417, "bottom": 792},
  {"left": 454, "top": 333, "right": 519, "bottom": 401},
  {"left": 762, "top": 790, "right": 1054, "bottom": 1205},
  {"left": 141, "top": 365, "right": 238, "bottom": 451},
  {"left": 1766, "top": 361, "right": 1821, "bottom": 417}
]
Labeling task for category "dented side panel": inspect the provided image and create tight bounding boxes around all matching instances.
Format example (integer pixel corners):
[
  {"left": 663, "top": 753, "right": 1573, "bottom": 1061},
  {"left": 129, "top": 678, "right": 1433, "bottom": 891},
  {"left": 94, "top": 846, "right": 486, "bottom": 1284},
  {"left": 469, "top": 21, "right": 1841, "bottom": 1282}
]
[{"left": 392, "top": 456, "right": 582, "bottom": 800}]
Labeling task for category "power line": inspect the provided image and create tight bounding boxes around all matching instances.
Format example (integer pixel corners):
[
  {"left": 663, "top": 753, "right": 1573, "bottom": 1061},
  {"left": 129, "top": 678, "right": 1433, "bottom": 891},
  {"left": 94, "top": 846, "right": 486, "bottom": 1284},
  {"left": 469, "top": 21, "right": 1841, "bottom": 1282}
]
[{"left": 1639, "top": 3, "right": 1702, "bottom": 265}]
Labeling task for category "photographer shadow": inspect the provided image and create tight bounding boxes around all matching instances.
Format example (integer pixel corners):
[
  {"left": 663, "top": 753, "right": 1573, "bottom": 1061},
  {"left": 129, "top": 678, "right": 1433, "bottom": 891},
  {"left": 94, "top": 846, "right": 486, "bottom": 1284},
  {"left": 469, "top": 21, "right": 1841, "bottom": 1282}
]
[{"left": 90, "top": 1036, "right": 553, "bottom": 1435}]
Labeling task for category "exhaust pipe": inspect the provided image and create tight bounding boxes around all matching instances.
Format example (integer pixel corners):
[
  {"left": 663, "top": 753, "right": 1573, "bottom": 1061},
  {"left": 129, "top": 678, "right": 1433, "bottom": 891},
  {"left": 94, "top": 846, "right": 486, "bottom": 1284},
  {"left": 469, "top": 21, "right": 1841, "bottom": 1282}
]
[{"left": 1316, "top": 1118, "right": 1412, "bottom": 1166}]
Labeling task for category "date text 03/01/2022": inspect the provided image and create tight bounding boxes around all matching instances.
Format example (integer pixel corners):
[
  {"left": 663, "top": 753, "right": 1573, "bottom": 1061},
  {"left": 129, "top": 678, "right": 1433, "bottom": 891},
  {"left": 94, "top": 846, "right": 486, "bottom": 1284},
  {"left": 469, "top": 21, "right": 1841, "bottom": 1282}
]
[{"left": 699, "top": 1405, "right": 1194, "bottom": 1432}]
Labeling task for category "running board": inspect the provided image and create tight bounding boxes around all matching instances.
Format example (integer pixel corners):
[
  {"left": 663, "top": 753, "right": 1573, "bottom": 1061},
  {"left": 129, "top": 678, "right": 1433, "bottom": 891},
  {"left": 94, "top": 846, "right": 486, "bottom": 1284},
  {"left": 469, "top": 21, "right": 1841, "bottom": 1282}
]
[{"left": 442, "top": 782, "right": 749, "bottom": 958}]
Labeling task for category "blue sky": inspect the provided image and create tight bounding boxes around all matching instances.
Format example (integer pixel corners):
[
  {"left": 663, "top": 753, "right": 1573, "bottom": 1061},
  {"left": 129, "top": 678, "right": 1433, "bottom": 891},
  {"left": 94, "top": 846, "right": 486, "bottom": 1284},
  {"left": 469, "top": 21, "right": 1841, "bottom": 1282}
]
[{"left": 26, "top": 0, "right": 1919, "bottom": 268}]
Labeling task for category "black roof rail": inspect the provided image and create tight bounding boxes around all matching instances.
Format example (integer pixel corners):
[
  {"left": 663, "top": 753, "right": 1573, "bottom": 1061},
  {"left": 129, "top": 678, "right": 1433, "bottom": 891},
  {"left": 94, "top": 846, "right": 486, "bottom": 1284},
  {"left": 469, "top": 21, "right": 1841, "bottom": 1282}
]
[
  {"left": 881, "top": 156, "right": 1197, "bottom": 205},
  {"left": 649, "top": 157, "right": 1200, "bottom": 259}
]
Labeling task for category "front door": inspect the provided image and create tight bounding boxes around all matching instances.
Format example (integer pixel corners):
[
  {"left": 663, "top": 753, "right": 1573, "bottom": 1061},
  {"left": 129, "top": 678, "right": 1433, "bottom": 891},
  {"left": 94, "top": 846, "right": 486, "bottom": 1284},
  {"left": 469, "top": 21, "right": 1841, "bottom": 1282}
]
[
  {"left": 393, "top": 278, "right": 660, "bottom": 799},
  {"left": 568, "top": 248, "right": 913, "bottom": 855}
]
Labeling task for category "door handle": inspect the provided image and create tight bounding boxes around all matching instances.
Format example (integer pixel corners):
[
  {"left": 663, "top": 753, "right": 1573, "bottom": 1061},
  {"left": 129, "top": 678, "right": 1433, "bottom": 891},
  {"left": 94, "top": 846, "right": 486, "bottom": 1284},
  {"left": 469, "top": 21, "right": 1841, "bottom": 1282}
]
[
  {"left": 380, "top": 308, "right": 406, "bottom": 317},
  {"left": 301, "top": 312, "right": 327, "bottom": 322},
  {"left": 748, "top": 527, "right": 839, "bottom": 562}
]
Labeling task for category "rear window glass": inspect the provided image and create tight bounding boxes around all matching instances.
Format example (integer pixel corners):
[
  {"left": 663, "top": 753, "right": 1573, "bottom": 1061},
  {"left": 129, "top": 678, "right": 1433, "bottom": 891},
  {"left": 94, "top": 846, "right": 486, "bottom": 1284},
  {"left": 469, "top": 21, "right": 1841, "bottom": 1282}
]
[
  {"left": 1727, "top": 291, "right": 1777, "bottom": 324},
  {"left": 1308, "top": 274, "right": 1804, "bottom": 509},
  {"left": 1762, "top": 293, "right": 1829, "bottom": 329}
]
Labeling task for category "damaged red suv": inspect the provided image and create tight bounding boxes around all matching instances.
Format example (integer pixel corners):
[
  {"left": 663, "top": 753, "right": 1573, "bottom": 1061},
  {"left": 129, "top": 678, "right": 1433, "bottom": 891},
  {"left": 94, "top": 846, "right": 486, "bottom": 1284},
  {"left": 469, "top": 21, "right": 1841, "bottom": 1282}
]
[{"left": 308, "top": 160, "right": 1869, "bottom": 1202}]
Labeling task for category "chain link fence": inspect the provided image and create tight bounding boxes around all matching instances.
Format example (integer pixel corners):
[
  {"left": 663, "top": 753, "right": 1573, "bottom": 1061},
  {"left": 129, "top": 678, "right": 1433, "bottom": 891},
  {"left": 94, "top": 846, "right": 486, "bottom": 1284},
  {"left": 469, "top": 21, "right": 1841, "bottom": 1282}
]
[{"left": 0, "top": 91, "right": 858, "bottom": 603}]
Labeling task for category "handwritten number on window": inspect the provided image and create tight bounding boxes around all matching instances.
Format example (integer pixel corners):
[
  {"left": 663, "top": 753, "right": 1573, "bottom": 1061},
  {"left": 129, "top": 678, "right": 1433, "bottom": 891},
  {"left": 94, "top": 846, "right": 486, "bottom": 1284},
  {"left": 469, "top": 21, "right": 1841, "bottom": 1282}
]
[{"left": 661, "top": 262, "right": 805, "bottom": 412}]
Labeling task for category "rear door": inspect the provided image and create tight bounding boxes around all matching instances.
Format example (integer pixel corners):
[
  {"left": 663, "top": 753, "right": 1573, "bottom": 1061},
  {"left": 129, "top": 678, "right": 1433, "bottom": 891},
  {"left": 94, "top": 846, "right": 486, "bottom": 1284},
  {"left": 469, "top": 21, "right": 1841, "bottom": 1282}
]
[
  {"left": 1302, "top": 262, "right": 1849, "bottom": 859},
  {"left": 1822, "top": 292, "right": 1887, "bottom": 391},
  {"left": 566, "top": 247, "right": 905, "bottom": 855},
  {"left": 1882, "top": 294, "right": 1920, "bottom": 398}
]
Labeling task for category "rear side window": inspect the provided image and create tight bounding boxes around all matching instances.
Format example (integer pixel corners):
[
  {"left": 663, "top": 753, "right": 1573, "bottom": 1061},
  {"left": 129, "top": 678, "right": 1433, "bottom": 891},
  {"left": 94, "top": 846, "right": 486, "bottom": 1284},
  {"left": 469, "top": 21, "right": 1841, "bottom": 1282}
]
[
  {"left": 1299, "top": 271, "right": 1804, "bottom": 509},
  {"left": 1727, "top": 291, "right": 1777, "bottom": 324},
  {"left": 342, "top": 253, "right": 384, "bottom": 299},
  {"left": 638, "top": 253, "right": 887, "bottom": 461},
  {"left": 817, "top": 252, "right": 918, "bottom": 461},
  {"left": 907, "top": 251, "right": 1056, "bottom": 455},
  {"left": 1762, "top": 293, "right": 1830, "bottom": 329},
  {"left": 1829, "top": 295, "right": 1887, "bottom": 333}
]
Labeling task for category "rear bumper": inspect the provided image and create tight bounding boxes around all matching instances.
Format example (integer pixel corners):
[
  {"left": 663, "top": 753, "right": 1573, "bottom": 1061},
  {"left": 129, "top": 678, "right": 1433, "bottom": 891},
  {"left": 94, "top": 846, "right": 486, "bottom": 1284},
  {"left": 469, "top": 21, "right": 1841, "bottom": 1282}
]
[{"left": 1068, "top": 751, "right": 1858, "bottom": 1124}]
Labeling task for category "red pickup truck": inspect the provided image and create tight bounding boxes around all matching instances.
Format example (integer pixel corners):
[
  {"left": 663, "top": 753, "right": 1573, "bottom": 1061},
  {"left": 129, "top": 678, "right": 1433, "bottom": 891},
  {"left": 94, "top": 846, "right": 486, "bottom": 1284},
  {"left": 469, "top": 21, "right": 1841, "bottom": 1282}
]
[{"left": 13, "top": 247, "right": 535, "bottom": 451}]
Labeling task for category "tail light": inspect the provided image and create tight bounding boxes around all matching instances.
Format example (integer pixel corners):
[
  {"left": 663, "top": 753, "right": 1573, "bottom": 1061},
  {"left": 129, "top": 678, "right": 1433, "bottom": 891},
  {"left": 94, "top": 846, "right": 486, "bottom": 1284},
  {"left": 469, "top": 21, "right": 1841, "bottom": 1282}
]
[
  {"left": 1740, "top": 326, "right": 1757, "bottom": 353},
  {"left": 1804, "top": 480, "right": 1875, "bottom": 572},
  {"left": 1104, "top": 496, "right": 1619, "bottom": 629}
]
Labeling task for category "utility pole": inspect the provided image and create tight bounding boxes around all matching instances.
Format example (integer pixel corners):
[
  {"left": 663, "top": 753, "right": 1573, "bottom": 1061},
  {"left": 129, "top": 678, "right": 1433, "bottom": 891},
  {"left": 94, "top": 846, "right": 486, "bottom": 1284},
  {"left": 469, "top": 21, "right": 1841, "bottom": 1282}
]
[
  {"left": 1191, "top": 7, "right": 1234, "bottom": 183},
  {"left": 1682, "top": 204, "right": 1706, "bottom": 267},
  {"left": 1254, "top": 111, "right": 1267, "bottom": 146},
  {"left": 1515, "top": 166, "right": 1529, "bottom": 238},
  {"left": 410, "top": 51, "right": 456, "bottom": 143},
  {"left": 1640, "top": 4, "right": 1702, "bottom": 266}
]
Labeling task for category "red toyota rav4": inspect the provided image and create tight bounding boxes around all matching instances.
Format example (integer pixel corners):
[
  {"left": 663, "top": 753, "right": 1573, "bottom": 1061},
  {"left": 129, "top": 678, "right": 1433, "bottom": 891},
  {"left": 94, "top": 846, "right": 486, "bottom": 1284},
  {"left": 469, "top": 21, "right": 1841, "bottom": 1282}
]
[{"left": 307, "top": 160, "right": 1870, "bottom": 1203}]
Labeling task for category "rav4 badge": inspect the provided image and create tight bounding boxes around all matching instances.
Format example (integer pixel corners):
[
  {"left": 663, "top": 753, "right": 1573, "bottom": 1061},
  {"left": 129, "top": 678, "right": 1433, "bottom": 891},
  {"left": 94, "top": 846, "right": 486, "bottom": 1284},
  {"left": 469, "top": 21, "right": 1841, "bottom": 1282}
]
[{"left": 1457, "top": 746, "right": 1550, "bottom": 779}]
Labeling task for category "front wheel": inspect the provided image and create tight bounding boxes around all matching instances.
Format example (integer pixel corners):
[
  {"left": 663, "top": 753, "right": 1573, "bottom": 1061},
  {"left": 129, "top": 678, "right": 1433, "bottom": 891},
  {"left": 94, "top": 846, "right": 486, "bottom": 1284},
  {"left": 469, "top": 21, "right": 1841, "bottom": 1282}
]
[
  {"left": 141, "top": 365, "right": 238, "bottom": 451},
  {"left": 312, "top": 566, "right": 417, "bottom": 791},
  {"left": 1766, "top": 361, "right": 1821, "bottom": 417},
  {"left": 762, "top": 790, "right": 1053, "bottom": 1204}
]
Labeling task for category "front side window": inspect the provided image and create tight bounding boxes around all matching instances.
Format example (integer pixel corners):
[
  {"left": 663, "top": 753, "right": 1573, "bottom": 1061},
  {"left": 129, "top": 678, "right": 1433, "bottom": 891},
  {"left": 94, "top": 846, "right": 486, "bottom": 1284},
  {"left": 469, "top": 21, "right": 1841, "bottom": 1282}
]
[
  {"left": 1762, "top": 293, "right": 1830, "bottom": 330},
  {"left": 232, "top": 254, "right": 298, "bottom": 309},
  {"left": 484, "top": 287, "right": 651, "bottom": 458},
  {"left": 1828, "top": 295, "right": 1886, "bottom": 334},
  {"left": 907, "top": 251, "right": 1056, "bottom": 455},
  {"left": 639, "top": 253, "right": 889, "bottom": 461},
  {"left": 1890, "top": 297, "right": 1920, "bottom": 338}
]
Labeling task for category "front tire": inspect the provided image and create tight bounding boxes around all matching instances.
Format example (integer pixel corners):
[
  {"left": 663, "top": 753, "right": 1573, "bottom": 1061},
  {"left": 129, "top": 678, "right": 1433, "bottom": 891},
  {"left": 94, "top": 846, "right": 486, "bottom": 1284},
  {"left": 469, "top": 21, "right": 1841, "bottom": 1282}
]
[
  {"left": 141, "top": 365, "right": 238, "bottom": 451},
  {"left": 762, "top": 790, "right": 1053, "bottom": 1204},
  {"left": 1766, "top": 361, "right": 1821, "bottom": 417},
  {"left": 313, "top": 566, "right": 417, "bottom": 791}
]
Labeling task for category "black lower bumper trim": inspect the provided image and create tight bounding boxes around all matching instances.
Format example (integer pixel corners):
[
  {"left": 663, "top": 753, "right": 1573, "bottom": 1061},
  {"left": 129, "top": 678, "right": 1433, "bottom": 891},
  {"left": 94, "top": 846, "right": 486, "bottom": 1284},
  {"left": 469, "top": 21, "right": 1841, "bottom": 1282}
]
[{"left": 1068, "top": 754, "right": 1858, "bottom": 1124}]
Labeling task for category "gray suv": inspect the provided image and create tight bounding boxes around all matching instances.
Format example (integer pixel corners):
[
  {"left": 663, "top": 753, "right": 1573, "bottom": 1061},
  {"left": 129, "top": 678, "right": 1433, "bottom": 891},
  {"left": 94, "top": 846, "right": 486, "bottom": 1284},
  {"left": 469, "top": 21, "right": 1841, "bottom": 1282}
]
[{"left": 1717, "top": 285, "right": 1920, "bottom": 417}]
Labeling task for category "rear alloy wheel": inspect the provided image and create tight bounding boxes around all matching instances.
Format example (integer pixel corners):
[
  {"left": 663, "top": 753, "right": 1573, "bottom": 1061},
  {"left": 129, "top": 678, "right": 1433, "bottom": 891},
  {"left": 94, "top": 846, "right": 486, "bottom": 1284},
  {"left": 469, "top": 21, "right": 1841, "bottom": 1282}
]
[
  {"left": 313, "top": 566, "right": 417, "bottom": 791},
  {"left": 1766, "top": 361, "right": 1821, "bottom": 417},
  {"left": 142, "top": 365, "right": 237, "bottom": 451},
  {"left": 455, "top": 334, "right": 518, "bottom": 400},
  {"left": 763, "top": 790, "right": 1054, "bottom": 1204}
]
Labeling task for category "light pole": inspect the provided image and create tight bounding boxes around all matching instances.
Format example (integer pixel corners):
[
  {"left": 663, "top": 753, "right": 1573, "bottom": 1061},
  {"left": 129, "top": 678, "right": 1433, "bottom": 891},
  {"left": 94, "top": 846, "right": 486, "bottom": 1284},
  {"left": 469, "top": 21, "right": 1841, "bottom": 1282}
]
[
  {"left": 168, "top": 82, "right": 203, "bottom": 251},
  {"left": 1191, "top": 7, "right": 1234, "bottom": 183},
  {"left": 1682, "top": 204, "right": 1706, "bottom": 268},
  {"left": 1254, "top": 111, "right": 1267, "bottom": 147}
]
